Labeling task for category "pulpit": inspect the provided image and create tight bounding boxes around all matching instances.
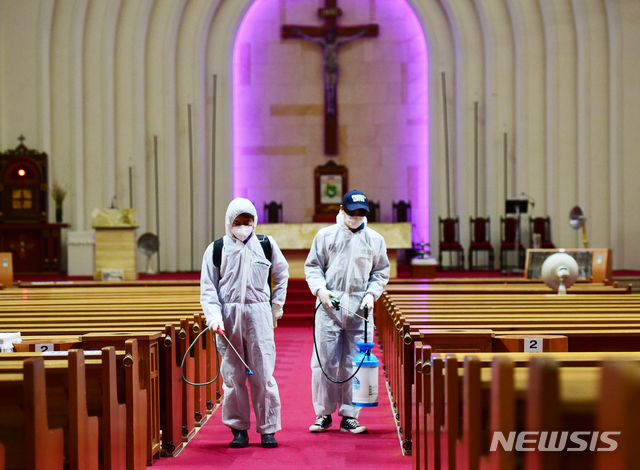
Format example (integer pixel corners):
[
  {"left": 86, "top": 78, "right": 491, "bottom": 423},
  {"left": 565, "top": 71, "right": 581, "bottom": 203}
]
[
  {"left": 0, "top": 136, "right": 68, "bottom": 274},
  {"left": 91, "top": 208, "right": 137, "bottom": 280}
]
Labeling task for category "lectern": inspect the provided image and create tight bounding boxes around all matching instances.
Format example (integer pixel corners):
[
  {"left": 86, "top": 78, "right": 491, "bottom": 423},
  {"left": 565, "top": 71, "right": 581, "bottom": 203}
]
[{"left": 91, "top": 208, "right": 137, "bottom": 280}]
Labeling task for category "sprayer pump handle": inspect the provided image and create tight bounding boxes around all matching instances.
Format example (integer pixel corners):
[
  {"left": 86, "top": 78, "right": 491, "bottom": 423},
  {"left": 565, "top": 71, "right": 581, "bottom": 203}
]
[{"left": 216, "top": 326, "right": 226, "bottom": 336}]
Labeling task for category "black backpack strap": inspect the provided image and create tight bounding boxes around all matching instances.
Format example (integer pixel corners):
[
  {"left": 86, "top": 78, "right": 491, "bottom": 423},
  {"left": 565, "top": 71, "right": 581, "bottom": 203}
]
[
  {"left": 256, "top": 234, "right": 272, "bottom": 262},
  {"left": 256, "top": 235, "right": 273, "bottom": 302},
  {"left": 212, "top": 237, "right": 224, "bottom": 269}
]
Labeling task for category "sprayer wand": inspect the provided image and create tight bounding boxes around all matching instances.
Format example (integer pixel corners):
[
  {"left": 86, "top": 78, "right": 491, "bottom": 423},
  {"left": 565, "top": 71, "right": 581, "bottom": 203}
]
[{"left": 217, "top": 326, "right": 254, "bottom": 376}]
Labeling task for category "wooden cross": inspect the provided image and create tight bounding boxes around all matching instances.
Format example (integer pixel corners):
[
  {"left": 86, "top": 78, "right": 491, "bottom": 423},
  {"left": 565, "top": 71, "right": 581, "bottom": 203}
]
[{"left": 282, "top": 0, "right": 378, "bottom": 156}]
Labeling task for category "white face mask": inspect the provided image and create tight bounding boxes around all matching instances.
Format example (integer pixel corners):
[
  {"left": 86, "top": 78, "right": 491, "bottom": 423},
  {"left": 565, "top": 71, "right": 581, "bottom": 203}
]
[
  {"left": 344, "top": 212, "right": 365, "bottom": 230},
  {"left": 231, "top": 225, "right": 253, "bottom": 241}
]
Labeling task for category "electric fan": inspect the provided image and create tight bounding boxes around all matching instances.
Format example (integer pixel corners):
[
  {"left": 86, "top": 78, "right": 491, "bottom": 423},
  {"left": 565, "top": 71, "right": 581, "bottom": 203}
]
[
  {"left": 541, "top": 252, "right": 579, "bottom": 295},
  {"left": 137, "top": 232, "right": 159, "bottom": 274}
]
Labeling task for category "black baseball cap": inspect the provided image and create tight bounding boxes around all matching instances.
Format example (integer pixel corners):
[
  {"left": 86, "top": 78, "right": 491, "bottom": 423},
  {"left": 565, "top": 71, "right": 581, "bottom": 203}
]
[{"left": 342, "top": 190, "right": 369, "bottom": 212}]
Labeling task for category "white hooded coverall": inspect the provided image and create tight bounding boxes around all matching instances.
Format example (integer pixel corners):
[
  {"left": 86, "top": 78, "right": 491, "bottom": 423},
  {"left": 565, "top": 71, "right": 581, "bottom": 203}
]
[
  {"left": 200, "top": 198, "right": 289, "bottom": 434},
  {"left": 305, "top": 211, "right": 390, "bottom": 418}
]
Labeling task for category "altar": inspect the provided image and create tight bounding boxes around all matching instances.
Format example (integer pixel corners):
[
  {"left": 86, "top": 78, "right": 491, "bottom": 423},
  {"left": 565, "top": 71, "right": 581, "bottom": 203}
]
[{"left": 258, "top": 222, "right": 412, "bottom": 279}]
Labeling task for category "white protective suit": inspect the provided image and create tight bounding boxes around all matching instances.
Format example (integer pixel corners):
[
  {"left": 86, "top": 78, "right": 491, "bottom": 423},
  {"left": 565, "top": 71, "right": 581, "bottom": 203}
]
[
  {"left": 200, "top": 198, "right": 289, "bottom": 434},
  {"left": 305, "top": 211, "right": 390, "bottom": 418}
]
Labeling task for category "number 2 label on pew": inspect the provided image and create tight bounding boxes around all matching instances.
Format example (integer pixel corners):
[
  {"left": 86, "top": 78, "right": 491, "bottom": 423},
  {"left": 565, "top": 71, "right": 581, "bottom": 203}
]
[
  {"left": 524, "top": 338, "right": 544, "bottom": 353},
  {"left": 36, "top": 343, "right": 54, "bottom": 353}
]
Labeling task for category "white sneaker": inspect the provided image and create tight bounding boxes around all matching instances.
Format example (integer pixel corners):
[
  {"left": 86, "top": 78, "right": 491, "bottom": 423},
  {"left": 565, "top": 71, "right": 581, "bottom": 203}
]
[
  {"left": 309, "top": 415, "right": 332, "bottom": 432},
  {"left": 340, "top": 417, "right": 368, "bottom": 434}
]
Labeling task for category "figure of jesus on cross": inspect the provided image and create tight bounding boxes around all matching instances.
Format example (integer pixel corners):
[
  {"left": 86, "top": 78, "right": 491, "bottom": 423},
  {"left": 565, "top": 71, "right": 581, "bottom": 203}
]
[
  {"left": 283, "top": 1, "right": 378, "bottom": 155},
  {"left": 291, "top": 26, "right": 371, "bottom": 116}
]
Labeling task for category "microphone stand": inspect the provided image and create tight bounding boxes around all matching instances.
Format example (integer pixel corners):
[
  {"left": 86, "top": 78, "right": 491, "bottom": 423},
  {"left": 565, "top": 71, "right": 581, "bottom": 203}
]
[{"left": 512, "top": 205, "right": 523, "bottom": 273}]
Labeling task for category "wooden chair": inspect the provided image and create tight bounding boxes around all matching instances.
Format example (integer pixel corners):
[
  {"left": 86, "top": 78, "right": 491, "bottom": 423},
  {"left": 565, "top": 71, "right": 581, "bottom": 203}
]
[
  {"left": 392, "top": 200, "right": 411, "bottom": 223},
  {"left": 263, "top": 201, "right": 282, "bottom": 223},
  {"left": 468, "top": 217, "right": 494, "bottom": 270},
  {"left": 367, "top": 201, "right": 380, "bottom": 223},
  {"left": 438, "top": 217, "right": 464, "bottom": 270},
  {"left": 500, "top": 216, "right": 525, "bottom": 270},
  {"left": 529, "top": 216, "right": 555, "bottom": 248}
]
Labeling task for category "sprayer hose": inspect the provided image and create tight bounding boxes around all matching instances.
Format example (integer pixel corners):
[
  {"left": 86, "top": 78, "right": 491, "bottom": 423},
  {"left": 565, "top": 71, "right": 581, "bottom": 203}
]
[
  {"left": 313, "top": 302, "right": 369, "bottom": 384},
  {"left": 181, "top": 327, "right": 221, "bottom": 386}
]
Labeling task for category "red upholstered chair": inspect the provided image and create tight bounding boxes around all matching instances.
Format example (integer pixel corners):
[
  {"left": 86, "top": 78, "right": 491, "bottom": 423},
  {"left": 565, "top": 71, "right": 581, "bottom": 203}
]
[
  {"left": 500, "top": 216, "right": 525, "bottom": 270},
  {"left": 367, "top": 201, "right": 380, "bottom": 223},
  {"left": 392, "top": 200, "right": 411, "bottom": 223},
  {"left": 468, "top": 217, "right": 494, "bottom": 270},
  {"left": 529, "top": 216, "right": 555, "bottom": 248},
  {"left": 264, "top": 201, "right": 283, "bottom": 223},
  {"left": 438, "top": 217, "right": 464, "bottom": 270}
]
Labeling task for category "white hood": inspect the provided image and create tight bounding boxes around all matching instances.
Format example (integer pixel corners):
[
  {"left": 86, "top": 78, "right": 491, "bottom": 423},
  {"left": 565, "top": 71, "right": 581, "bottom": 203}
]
[{"left": 225, "top": 198, "right": 258, "bottom": 240}]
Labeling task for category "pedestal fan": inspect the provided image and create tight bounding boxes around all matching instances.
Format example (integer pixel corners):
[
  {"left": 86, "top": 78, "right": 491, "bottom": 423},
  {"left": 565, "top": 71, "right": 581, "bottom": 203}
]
[
  {"left": 137, "top": 233, "right": 159, "bottom": 274},
  {"left": 541, "top": 252, "right": 579, "bottom": 295}
]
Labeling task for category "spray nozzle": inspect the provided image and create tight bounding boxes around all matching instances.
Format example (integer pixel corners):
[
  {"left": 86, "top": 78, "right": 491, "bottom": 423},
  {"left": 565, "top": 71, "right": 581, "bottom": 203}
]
[{"left": 331, "top": 296, "right": 340, "bottom": 309}]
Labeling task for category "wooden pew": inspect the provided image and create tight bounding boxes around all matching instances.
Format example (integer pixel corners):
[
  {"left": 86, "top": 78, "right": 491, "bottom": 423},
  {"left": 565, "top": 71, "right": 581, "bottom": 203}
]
[
  {"left": 8, "top": 321, "right": 217, "bottom": 461},
  {"left": 0, "top": 348, "right": 129, "bottom": 470},
  {"left": 0, "top": 357, "right": 64, "bottom": 470},
  {"left": 82, "top": 332, "right": 159, "bottom": 465},
  {"left": 0, "top": 350, "right": 100, "bottom": 470},
  {"left": 413, "top": 347, "right": 640, "bottom": 470},
  {"left": 378, "top": 289, "right": 640, "bottom": 458},
  {"left": 0, "top": 283, "right": 221, "bottom": 464},
  {"left": 383, "top": 283, "right": 631, "bottom": 295},
  {"left": 596, "top": 361, "right": 640, "bottom": 470}
]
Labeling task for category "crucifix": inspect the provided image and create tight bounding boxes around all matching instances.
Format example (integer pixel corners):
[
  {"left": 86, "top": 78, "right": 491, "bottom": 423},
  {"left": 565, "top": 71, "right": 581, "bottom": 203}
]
[{"left": 282, "top": 0, "right": 378, "bottom": 156}]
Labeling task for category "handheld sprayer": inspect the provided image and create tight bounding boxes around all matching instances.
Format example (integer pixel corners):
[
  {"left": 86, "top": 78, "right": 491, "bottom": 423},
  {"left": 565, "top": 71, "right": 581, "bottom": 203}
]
[{"left": 313, "top": 296, "right": 379, "bottom": 406}]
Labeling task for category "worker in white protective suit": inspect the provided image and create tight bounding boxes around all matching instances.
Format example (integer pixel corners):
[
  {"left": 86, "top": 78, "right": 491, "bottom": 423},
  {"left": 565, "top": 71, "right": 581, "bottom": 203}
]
[
  {"left": 200, "top": 198, "right": 289, "bottom": 449},
  {"left": 305, "top": 190, "right": 390, "bottom": 434}
]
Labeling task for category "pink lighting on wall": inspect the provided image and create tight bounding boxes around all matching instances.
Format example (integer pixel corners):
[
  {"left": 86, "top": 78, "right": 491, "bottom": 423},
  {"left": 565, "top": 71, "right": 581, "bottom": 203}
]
[{"left": 233, "top": 0, "right": 429, "bottom": 246}]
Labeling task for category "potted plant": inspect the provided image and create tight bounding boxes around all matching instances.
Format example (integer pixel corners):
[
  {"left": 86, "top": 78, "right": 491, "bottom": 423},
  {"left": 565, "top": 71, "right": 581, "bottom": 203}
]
[{"left": 51, "top": 182, "right": 67, "bottom": 223}]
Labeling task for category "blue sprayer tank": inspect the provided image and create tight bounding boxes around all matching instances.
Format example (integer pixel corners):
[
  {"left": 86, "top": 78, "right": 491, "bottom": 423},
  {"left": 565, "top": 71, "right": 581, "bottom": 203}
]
[{"left": 352, "top": 342, "right": 379, "bottom": 407}]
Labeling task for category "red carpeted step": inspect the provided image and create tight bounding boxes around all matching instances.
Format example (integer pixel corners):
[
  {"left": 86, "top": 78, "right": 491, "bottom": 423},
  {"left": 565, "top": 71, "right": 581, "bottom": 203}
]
[{"left": 282, "top": 279, "right": 316, "bottom": 324}]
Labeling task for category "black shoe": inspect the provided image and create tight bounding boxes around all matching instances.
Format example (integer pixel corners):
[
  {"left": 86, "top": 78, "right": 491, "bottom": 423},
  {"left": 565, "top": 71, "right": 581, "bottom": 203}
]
[
  {"left": 309, "top": 415, "right": 332, "bottom": 432},
  {"left": 261, "top": 433, "right": 278, "bottom": 448},
  {"left": 340, "top": 416, "right": 368, "bottom": 434},
  {"left": 230, "top": 428, "right": 249, "bottom": 448}
]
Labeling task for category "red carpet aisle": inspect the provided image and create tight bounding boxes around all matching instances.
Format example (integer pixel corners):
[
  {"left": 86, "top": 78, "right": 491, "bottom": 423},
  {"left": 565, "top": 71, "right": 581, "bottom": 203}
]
[{"left": 151, "top": 325, "right": 410, "bottom": 469}]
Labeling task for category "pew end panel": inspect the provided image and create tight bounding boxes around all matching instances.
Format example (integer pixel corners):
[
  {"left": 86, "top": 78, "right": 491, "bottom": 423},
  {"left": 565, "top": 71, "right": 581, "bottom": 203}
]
[
  {"left": 160, "top": 324, "right": 184, "bottom": 457},
  {"left": 68, "top": 349, "right": 100, "bottom": 470},
  {"left": 82, "top": 332, "right": 161, "bottom": 464},
  {"left": 124, "top": 339, "right": 148, "bottom": 470}
]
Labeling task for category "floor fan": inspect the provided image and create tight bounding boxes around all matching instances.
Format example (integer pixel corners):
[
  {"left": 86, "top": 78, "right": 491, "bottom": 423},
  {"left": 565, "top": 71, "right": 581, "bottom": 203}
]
[
  {"left": 541, "top": 252, "right": 579, "bottom": 295},
  {"left": 137, "top": 233, "right": 159, "bottom": 274}
]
